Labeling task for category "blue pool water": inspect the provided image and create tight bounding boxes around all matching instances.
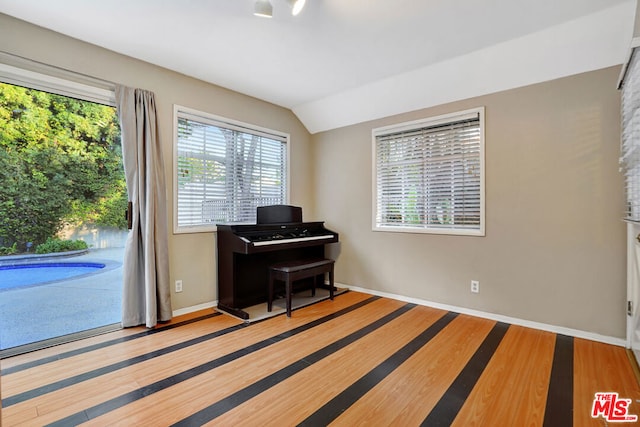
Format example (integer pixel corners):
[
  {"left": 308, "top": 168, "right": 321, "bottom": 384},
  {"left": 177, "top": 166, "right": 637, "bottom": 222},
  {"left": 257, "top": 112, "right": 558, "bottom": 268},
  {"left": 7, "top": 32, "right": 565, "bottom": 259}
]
[{"left": 0, "top": 262, "right": 106, "bottom": 291}]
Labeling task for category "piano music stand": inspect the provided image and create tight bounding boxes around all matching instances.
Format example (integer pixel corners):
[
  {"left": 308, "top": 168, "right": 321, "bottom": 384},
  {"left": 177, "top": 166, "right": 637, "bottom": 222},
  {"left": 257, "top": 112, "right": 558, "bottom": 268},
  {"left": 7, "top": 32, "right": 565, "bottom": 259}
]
[{"left": 257, "top": 205, "right": 302, "bottom": 224}]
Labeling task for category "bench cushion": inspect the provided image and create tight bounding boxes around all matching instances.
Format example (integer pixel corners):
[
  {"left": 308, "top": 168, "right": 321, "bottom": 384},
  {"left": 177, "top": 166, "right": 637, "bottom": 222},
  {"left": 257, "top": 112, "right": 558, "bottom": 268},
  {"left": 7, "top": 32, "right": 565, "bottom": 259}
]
[{"left": 270, "top": 258, "right": 334, "bottom": 273}]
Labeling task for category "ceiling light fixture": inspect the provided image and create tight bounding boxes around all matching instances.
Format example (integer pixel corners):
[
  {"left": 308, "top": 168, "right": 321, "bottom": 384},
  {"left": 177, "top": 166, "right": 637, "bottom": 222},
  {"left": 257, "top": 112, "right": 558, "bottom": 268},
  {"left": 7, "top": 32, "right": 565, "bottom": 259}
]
[
  {"left": 254, "top": 0, "right": 273, "bottom": 18},
  {"left": 287, "top": 0, "right": 306, "bottom": 16},
  {"left": 254, "top": 0, "right": 305, "bottom": 18}
]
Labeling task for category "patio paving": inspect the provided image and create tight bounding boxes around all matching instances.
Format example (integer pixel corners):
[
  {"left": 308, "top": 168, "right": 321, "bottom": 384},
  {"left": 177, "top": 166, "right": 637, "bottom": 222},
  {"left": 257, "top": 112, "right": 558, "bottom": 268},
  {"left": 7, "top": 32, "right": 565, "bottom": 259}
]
[{"left": 0, "top": 248, "right": 123, "bottom": 354}]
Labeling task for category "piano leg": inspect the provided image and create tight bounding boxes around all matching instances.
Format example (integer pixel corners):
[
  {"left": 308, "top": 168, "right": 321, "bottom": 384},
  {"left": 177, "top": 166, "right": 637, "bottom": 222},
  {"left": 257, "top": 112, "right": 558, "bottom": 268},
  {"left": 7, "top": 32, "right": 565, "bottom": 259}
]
[{"left": 217, "top": 303, "right": 250, "bottom": 320}]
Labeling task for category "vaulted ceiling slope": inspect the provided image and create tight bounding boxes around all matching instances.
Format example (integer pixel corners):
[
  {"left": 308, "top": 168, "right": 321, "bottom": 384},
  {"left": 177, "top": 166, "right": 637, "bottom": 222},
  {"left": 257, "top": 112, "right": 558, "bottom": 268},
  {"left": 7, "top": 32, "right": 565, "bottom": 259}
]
[{"left": 0, "top": 0, "right": 635, "bottom": 133}]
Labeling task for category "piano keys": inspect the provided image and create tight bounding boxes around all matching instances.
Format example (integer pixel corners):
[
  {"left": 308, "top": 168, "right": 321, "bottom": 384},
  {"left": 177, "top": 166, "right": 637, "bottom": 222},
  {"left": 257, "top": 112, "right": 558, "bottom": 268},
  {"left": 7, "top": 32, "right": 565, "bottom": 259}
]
[
  {"left": 251, "top": 234, "right": 335, "bottom": 247},
  {"left": 216, "top": 206, "right": 339, "bottom": 319}
]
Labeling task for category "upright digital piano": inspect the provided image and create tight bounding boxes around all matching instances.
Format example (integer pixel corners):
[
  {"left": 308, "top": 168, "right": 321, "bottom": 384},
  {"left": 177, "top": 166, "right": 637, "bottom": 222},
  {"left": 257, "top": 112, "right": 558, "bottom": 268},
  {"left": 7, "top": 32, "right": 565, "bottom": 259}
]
[{"left": 216, "top": 205, "right": 339, "bottom": 319}]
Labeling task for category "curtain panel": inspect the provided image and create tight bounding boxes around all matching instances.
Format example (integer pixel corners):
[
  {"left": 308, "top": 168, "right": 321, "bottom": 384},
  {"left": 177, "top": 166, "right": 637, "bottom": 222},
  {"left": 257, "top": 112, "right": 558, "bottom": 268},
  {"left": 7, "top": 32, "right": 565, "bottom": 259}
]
[{"left": 115, "top": 85, "right": 172, "bottom": 327}]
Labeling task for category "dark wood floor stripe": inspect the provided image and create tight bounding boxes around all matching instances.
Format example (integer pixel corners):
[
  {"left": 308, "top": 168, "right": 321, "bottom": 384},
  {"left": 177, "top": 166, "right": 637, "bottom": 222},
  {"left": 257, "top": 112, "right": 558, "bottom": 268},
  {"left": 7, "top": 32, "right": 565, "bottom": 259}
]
[
  {"left": 44, "top": 295, "right": 381, "bottom": 427},
  {"left": 171, "top": 303, "right": 419, "bottom": 427},
  {"left": 298, "top": 311, "right": 459, "bottom": 427},
  {"left": 542, "top": 334, "right": 574, "bottom": 427},
  {"left": 3, "top": 322, "right": 249, "bottom": 407},
  {"left": 2, "top": 312, "right": 221, "bottom": 375},
  {"left": 421, "top": 321, "right": 510, "bottom": 426},
  {"left": 6, "top": 296, "right": 378, "bottom": 408}
]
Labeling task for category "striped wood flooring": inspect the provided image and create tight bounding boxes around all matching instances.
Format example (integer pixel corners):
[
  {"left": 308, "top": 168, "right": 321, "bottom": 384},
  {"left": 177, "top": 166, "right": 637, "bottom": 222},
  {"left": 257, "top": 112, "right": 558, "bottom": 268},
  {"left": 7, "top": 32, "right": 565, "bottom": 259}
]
[{"left": 1, "top": 291, "right": 639, "bottom": 426}]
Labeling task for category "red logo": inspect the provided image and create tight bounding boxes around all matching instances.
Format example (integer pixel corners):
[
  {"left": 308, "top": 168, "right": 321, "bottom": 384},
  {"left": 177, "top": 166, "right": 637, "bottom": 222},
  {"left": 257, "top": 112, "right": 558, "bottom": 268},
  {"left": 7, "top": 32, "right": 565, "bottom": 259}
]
[{"left": 591, "top": 392, "right": 638, "bottom": 423}]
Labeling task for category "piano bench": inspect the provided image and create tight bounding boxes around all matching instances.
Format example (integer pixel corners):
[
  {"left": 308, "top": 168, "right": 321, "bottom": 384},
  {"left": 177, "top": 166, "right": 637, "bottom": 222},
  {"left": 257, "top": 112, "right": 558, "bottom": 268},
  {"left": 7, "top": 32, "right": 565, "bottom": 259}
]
[{"left": 268, "top": 258, "right": 335, "bottom": 317}]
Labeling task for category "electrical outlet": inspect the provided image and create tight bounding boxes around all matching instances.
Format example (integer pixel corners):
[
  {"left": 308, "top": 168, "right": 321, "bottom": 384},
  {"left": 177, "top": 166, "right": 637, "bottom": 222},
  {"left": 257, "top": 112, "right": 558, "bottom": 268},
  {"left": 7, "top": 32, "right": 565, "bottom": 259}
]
[
  {"left": 471, "top": 280, "right": 479, "bottom": 293},
  {"left": 175, "top": 280, "right": 183, "bottom": 293}
]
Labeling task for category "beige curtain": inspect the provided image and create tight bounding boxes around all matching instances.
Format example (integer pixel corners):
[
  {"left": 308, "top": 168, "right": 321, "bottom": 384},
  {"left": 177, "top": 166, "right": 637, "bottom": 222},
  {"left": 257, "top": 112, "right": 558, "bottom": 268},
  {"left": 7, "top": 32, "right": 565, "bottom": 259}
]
[{"left": 115, "top": 85, "right": 172, "bottom": 327}]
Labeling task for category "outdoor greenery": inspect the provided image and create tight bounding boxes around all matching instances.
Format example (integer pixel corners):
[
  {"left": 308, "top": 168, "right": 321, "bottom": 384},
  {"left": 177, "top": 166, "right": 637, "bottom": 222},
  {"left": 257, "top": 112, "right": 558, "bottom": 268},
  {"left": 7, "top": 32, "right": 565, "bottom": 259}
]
[
  {"left": 0, "top": 82, "right": 127, "bottom": 253},
  {"left": 0, "top": 242, "right": 17, "bottom": 255},
  {"left": 34, "top": 237, "right": 89, "bottom": 254}
]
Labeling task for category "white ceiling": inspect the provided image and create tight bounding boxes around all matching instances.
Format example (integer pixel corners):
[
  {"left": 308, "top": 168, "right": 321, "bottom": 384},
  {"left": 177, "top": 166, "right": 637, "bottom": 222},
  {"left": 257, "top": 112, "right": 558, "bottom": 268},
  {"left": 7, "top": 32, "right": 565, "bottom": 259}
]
[{"left": 0, "top": 0, "right": 636, "bottom": 133}]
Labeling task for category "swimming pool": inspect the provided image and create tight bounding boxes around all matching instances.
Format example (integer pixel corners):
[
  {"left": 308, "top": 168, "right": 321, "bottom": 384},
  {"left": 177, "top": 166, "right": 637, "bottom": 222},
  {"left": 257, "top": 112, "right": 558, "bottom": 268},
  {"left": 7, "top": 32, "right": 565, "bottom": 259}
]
[{"left": 0, "top": 262, "right": 106, "bottom": 291}]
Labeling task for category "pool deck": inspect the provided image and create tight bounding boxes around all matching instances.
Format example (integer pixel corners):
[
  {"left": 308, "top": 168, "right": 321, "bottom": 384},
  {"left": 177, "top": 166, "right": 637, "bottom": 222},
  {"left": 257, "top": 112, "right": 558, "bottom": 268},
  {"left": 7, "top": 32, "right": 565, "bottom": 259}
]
[
  {"left": 0, "top": 248, "right": 123, "bottom": 354},
  {"left": 0, "top": 248, "right": 92, "bottom": 266}
]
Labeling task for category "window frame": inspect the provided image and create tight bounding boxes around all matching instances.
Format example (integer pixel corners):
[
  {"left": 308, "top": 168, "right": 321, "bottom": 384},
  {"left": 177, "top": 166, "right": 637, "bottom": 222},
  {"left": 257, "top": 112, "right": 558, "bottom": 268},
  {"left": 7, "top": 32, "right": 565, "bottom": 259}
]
[
  {"left": 173, "top": 105, "right": 290, "bottom": 234},
  {"left": 372, "top": 107, "right": 485, "bottom": 236},
  {"left": 0, "top": 52, "right": 115, "bottom": 106}
]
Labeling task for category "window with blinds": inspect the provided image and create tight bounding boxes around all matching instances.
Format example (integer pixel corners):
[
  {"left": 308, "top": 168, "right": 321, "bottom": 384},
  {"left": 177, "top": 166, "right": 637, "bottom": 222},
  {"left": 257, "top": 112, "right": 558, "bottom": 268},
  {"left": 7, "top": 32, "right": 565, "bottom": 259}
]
[
  {"left": 621, "top": 50, "right": 640, "bottom": 222},
  {"left": 174, "top": 107, "right": 288, "bottom": 232},
  {"left": 373, "top": 108, "right": 485, "bottom": 235}
]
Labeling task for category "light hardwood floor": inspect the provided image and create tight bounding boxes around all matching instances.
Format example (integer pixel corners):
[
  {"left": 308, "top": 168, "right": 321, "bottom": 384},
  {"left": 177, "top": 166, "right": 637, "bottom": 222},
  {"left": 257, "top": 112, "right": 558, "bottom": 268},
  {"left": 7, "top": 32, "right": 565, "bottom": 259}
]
[{"left": 1, "top": 291, "right": 639, "bottom": 426}]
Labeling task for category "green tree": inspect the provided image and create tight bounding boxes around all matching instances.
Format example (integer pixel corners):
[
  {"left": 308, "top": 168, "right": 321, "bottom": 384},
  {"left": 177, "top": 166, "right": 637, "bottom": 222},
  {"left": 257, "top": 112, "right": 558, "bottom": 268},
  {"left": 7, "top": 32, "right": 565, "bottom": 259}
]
[{"left": 0, "top": 83, "right": 126, "bottom": 252}]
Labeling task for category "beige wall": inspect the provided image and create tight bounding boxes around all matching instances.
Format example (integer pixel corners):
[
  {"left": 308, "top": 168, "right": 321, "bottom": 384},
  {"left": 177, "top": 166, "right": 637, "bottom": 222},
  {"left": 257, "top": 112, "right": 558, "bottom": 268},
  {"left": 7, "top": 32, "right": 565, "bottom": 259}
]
[
  {"left": 0, "top": 13, "right": 314, "bottom": 311},
  {"left": 0, "top": 13, "right": 628, "bottom": 339},
  {"left": 312, "top": 67, "right": 626, "bottom": 338}
]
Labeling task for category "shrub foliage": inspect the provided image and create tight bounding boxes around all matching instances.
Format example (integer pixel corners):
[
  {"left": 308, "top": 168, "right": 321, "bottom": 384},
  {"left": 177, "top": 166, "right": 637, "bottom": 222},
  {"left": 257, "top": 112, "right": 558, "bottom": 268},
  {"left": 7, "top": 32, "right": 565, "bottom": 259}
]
[
  {"left": 0, "top": 83, "right": 127, "bottom": 252},
  {"left": 34, "top": 237, "right": 89, "bottom": 254}
]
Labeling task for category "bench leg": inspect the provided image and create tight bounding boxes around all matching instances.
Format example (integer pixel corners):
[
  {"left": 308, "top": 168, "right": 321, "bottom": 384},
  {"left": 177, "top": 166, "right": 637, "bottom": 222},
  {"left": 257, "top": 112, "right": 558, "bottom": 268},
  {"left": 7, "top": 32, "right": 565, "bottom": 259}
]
[
  {"left": 329, "top": 265, "right": 334, "bottom": 300},
  {"left": 285, "top": 277, "right": 292, "bottom": 317}
]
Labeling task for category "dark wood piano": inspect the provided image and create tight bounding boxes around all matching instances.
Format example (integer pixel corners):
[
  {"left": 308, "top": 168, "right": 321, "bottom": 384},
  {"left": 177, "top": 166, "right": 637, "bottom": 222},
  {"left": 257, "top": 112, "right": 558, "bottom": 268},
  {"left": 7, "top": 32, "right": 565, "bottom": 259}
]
[{"left": 216, "top": 205, "right": 339, "bottom": 319}]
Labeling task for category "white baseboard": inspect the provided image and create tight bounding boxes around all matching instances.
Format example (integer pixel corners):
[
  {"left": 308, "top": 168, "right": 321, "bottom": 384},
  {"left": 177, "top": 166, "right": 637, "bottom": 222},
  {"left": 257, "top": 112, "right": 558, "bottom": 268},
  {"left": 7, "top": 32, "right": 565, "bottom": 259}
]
[
  {"left": 344, "top": 284, "right": 627, "bottom": 348},
  {"left": 172, "top": 300, "right": 217, "bottom": 317},
  {"left": 173, "top": 286, "right": 627, "bottom": 348}
]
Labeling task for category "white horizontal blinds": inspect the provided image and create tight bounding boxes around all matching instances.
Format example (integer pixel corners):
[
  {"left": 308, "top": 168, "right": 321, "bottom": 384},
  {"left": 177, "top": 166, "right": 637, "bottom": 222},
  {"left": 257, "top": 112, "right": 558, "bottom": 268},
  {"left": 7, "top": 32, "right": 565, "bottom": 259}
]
[
  {"left": 375, "top": 112, "right": 481, "bottom": 231},
  {"left": 177, "top": 114, "right": 286, "bottom": 227},
  {"left": 622, "top": 49, "right": 640, "bottom": 222}
]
